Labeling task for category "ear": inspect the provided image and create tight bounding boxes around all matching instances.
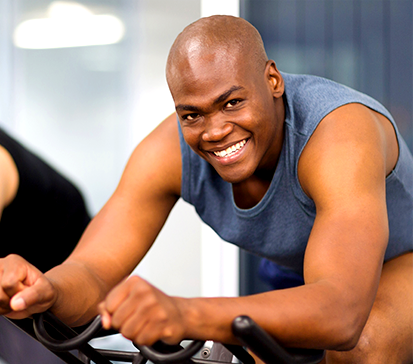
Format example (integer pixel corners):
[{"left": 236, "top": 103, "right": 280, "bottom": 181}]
[{"left": 266, "top": 60, "right": 284, "bottom": 98}]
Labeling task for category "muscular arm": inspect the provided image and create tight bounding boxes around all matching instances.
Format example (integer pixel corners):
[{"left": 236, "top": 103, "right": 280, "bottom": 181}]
[
  {"left": 2, "top": 105, "right": 395, "bottom": 351},
  {"left": 17, "top": 114, "right": 183, "bottom": 325},
  {"left": 298, "top": 104, "right": 394, "bottom": 345},
  {"left": 164, "top": 104, "right": 395, "bottom": 350}
]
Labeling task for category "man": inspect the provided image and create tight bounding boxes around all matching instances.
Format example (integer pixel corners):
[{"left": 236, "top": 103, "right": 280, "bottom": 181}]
[
  {"left": 0, "top": 16, "right": 412, "bottom": 363},
  {"left": 0, "top": 128, "right": 91, "bottom": 364}
]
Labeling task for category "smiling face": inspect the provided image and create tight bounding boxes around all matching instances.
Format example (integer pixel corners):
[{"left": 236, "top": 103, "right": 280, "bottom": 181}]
[{"left": 166, "top": 16, "right": 285, "bottom": 184}]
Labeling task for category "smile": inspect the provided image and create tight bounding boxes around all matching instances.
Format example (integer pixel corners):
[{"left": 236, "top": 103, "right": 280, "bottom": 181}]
[{"left": 213, "top": 139, "right": 247, "bottom": 158}]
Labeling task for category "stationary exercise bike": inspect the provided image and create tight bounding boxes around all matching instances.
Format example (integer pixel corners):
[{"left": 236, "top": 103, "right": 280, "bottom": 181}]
[{"left": 6, "top": 309, "right": 324, "bottom": 364}]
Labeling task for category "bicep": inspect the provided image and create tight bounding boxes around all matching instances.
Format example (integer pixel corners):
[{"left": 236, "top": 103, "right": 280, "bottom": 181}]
[
  {"left": 299, "top": 105, "right": 389, "bottom": 308},
  {"left": 66, "top": 113, "right": 182, "bottom": 289}
]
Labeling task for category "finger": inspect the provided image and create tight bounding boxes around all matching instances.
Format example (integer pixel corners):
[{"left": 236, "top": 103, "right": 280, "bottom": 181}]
[
  {"left": 101, "top": 311, "right": 112, "bottom": 330},
  {"left": 117, "top": 297, "right": 179, "bottom": 346},
  {"left": 128, "top": 309, "right": 180, "bottom": 346},
  {"left": 98, "top": 280, "right": 137, "bottom": 331},
  {"left": 119, "top": 308, "right": 153, "bottom": 345},
  {"left": 108, "top": 290, "right": 148, "bottom": 332},
  {"left": 1, "top": 257, "right": 29, "bottom": 298},
  {"left": 98, "top": 302, "right": 112, "bottom": 330},
  {"left": 103, "top": 276, "right": 152, "bottom": 324},
  {"left": 9, "top": 295, "right": 26, "bottom": 311},
  {"left": 0, "top": 289, "right": 12, "bottom": 313},
  {"left": 102, "top": 278, "right": 134, "bottom": 315},
  {"left": 112, "top": 279, "right": 163, "bottom": 332},
  {"left": 102, "top": 277, "right": 154, "bottom": 333},
  {"left": 8, "top": 276, "right": 55, "bottom": 315},
  {"left": 135, "top": 307, "right": 182, "bottom": 346}
]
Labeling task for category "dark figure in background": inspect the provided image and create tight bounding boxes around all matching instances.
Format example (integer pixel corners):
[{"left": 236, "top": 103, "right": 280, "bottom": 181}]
[{"left": 0, "top": 128, "right": 91, "bottom": 364}]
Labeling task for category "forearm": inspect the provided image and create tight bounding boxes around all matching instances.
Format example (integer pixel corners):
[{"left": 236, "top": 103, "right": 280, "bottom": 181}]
[
  {"left": 181, "top": 282, "right": 365, "bottom": 350},
  {"left": 45, "top": 260, "right": 112, "bottom": 327}
]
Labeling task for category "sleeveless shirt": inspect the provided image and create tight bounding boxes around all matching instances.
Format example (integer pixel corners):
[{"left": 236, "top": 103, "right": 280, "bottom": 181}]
[{"left": 179, "top": 72, "right": 413, "bottom": 275}]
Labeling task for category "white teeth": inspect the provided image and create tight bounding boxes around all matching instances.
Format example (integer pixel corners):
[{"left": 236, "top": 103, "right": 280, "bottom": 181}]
[{"left": 214, "top": 140, "right": 246, "bottom": 158}]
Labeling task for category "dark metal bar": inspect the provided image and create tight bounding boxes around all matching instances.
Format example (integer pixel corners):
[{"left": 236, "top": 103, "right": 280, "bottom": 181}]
[
  {"left": 223, "top": 344, "right": 255, "bottom": 364},
  {"left": 232, "top": 316, "right": 324, "bottom": 364}
]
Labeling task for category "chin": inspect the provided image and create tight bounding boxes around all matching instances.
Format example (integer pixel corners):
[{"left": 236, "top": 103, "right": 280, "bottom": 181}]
[{"left": 216, "top": 168, "right": 254, "bottom": 184}]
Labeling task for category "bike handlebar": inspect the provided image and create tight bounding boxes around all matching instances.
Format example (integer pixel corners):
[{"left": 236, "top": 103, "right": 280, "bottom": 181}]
[
  {"left": 232, "top": 316, "right": 325, "bottom": 364},
  {"left": 33, "top": 311, "right": 205, "bottom": 364},
  {"left": 33, "top": 312, "right": 103, "bottom": 352},
  {"left": 32, "top": 311, "right": 325, "bottom": 364}
]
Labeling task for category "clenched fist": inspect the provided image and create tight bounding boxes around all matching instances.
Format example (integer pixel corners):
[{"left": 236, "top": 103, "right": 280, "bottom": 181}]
[
  {"left": 98, "top": 276, "right": 190, "bottom": 346},
  {"left": 0, "top": 254, "right": 56, "bottom": 319}
]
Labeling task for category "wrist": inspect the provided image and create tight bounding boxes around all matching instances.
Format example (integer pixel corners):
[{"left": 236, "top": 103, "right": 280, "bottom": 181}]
[
  {"left": 176, "top": 296, "right": 238, "bottom": 343},
  {"left": 174, "top": 296, "right": 202, "bottom": 340}
]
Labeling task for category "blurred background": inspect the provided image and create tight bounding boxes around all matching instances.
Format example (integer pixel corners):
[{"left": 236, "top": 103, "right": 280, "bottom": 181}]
[
  {"left": 241, "top": 0, "right": 413, "bottom": 294},
  {"left": 0, "top": 0, "right": 227, "bottom": 302},
  {"left": 0, "top": 0, "right": 411, "bottom": 343}
]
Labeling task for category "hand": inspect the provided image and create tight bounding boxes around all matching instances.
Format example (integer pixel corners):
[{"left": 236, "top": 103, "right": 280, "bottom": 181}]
[
  {"left": 0, "top": 254, "right": 56, "bottom": 319},
  {"left": 98, "top": 275, "right": 188, "bottom": 346}
]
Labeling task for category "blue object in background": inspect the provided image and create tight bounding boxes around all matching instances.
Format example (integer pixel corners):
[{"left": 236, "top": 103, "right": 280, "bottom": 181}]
[{"left": 258, "top": 259, "right": 304, "bottom": 290}]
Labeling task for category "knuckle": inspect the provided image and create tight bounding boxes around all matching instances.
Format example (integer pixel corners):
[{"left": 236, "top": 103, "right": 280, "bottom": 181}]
[
  {"left": 121, "top": 325, "right": 135, "bottom": 340},
  {"left": 154, "top": 307, "right": 168, "bottom": 323},
  {"left": 6, "top": 254, "right": 19, "bottom": 262},
  {"left": 135, "top": 332, "right": 156, "bottom": 346},
  {"left": 1, "top": 275, "right": 19, "bottom": 292},
  {"left": 4, "top": 255, "right": 25, "bottom": 267},
  {"left": 128, "top": 276, "right": 142, "bottom": 284},
  {"left": 128, "top": 276, "right": 145, "bottom": 292},
  {"left": 161, "top": 327, "right": 182, "bottom": 345},
  {"left": 161, "top": 327, "right": 174, "bottom": 340},
  {"left": 136, "top": 283, "right": 152, "bottom": 297}
]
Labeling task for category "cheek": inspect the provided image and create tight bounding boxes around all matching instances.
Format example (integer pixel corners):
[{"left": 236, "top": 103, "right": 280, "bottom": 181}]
[{"left": 182, "top": 126, "right": 200, "bottom": 148}]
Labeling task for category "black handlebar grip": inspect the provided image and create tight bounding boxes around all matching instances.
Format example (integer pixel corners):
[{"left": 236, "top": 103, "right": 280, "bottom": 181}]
[
  {"left": 137, "top": 341, "right": 205, "bottom": 364},
  {"left": 34, "top": 311, "right": 205, "bottom": 364},
  {"left": 33, "top": 312, "right": 103, "bottom": 352},
  {"left": 232, "top": 316, "right": 325, "bottom": 364}
]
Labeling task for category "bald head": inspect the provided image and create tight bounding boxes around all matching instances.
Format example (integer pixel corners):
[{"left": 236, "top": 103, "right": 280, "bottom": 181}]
[{"left": 166, "top": 16, "right": 268, "bottom": 88}]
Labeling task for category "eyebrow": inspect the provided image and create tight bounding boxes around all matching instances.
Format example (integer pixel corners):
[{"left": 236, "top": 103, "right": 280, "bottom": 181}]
[
  {"left": 175, "top": 85, "right": 245, "bottom": 112},
  {"left": 213, "top": 85, "right": 245, "bottom": 105}
]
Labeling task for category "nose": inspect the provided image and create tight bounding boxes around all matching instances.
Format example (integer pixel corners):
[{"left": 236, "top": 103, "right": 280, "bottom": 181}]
[{"left": 201, "top": 115, "right": 233, "bottom": 142}]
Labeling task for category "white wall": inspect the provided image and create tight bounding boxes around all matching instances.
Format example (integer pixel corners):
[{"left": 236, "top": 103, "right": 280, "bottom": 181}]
[
  {"left": 0, "top": 0, "right": 203, "bottom": 299},
  {"left": 0, "top": 0, "right": 242, "bottom": 300},
  {"left": 0, "top": 0, "right": 241, "bottom": 353}
]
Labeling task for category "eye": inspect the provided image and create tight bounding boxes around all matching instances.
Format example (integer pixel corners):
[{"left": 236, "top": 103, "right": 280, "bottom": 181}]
[
  {"left": 183, "top": 113, "right": 200, "bottom": 121},
  {"left": 225, "top": 99, "right": 241, "bottom": 108}
]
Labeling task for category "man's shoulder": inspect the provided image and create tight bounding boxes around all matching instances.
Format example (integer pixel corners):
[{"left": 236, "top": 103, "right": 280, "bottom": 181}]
[
  {"left": 124, "top": 113, "right": 182, "bottom": 198},
  {"left": 282, "top": 72, "right": 392, "bottom": 136}
]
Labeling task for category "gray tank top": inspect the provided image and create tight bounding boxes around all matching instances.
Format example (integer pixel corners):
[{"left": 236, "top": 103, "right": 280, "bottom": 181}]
[{"left": 179, "top": 72, "right": 413, "bottom": 275}]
